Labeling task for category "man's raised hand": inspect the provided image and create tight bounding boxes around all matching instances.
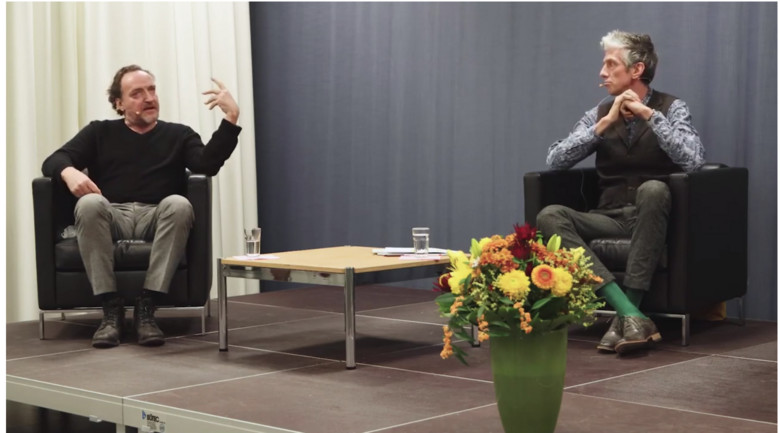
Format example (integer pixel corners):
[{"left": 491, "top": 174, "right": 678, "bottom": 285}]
[{"left": 202, "top": 78, "right": 240, "bottom": 124}]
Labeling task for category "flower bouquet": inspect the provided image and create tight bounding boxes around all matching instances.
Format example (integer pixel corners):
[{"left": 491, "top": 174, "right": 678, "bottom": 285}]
[
  {"left": 435, "top": 223, "right": 604, "bottom": 363},
  {"left": 434, "top": 223, "right": 605, "bottom": 432}
]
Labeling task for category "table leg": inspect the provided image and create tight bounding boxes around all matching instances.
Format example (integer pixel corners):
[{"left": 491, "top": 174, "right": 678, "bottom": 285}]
[
  {"left": 218, "top": 259, "right": 229, "bottom": 351},
  {"left": 344, "top": 267, "right": 356, "bottom": 369}
]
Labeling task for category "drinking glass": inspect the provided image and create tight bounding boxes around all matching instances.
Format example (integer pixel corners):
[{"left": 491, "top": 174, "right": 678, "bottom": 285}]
[
  {"left": 412, "top": 227, "right": 430, "bottom": 255},
  {"left": 244, "top": 228, "right": 261, "bottom": 257}
]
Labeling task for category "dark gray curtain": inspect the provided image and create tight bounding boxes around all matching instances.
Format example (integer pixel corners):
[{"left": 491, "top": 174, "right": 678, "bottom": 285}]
[{"left": 249, "top": 2, "right": 777, "bottom": 320}]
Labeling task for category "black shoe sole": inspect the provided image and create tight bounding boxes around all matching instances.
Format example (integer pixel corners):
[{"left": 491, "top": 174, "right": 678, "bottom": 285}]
[
  {"left": 138, "top": 336, "right": 165, "bottom": 346},
  {"left": 92, "top": 340, "right": 120, "bottom": 349}
]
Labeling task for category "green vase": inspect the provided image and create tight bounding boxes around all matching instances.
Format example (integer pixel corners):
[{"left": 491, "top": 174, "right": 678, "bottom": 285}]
[{"left": 490, "top": 326, "right": 568, "bottom": 433}]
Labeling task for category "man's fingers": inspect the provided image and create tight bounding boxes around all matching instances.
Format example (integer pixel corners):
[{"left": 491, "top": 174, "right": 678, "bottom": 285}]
[{"left": 211, "top": 77, "right": 226, "bottom": 90}]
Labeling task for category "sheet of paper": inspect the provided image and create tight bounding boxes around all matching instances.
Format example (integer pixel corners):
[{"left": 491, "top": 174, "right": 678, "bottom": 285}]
[
  {"left": 373, "top": 247, "right": 449, "bottom": 256},
  {"left": 231, "top": 254, "right": 280, "bottom": 260},
  {"left": 398, "top": 254, "right": 447, "bottom": 260}
]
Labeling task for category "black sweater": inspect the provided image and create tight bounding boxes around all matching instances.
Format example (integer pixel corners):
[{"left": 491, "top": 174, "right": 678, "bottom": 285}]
[{"left": 42, "top": 119, "right": 241, "bottom": 204}]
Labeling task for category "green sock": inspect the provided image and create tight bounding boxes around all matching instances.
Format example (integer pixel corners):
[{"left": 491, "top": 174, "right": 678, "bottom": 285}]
[
  {"left": 626, "top": 288, "right": 645, "bottom": 309},
  {"left": 598, "top": 282, "right": 647, "bottom": 318}
]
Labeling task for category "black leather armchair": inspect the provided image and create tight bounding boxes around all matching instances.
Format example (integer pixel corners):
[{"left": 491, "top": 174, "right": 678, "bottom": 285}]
[
  {"left": 524, "top": 164, "right": 748, "bottom": 345},
  {"left": 32, "top": 173, "right": 213, "bottom": 339}
]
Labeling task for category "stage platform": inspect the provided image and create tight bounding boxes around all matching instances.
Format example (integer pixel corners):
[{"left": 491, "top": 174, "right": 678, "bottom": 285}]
[{"left": 6, "top": 285, "right": 777, "bottom": 433}]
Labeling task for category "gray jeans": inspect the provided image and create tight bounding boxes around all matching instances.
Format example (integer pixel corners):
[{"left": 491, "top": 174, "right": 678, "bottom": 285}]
[
  {"left": 74, "top": 194, "right": 194, "bottom": 296},
  {"left": 535, "top": 180, "right": 671, "bottom": 291}
]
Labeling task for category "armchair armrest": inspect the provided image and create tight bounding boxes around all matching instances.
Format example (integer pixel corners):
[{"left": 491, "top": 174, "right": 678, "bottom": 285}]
[
  {"left": 185, "top": 174, "right": 212, "bottom": 304},
  {"left": 523, "top": 168, "right": 600, "bottom": 225},
  {"left": 32, "top": 177, "right": 57, "bottom": 308},
  {"left": 667, "top": 166, "right": 749, "bottom": 309}
]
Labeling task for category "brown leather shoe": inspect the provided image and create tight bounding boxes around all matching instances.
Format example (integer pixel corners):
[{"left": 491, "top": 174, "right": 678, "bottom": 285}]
[
  {"left": 596, "top": 316, "right": 622, "bottom": 352},
  {"left": 615, "top": 316, "right": 662, "bottom": 354}
]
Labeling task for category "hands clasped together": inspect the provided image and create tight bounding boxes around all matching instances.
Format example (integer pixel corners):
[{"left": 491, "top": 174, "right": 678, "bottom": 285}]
[
  {"left": 595, "top": 89, "right": 654, "bottom": 136},
  {"left": 607, "top": 89, "right": 653, "bottom": 122}
]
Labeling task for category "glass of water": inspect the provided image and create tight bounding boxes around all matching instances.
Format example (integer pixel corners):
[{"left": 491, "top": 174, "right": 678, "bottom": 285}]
[
  {"left": 244, "top": 227, "right": 261, "bottom": 257},
  {"left": 412, "top": 227, "right": 430, "bottom": 255}
]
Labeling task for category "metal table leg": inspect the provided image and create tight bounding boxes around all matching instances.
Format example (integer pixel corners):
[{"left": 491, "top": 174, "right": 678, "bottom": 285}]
[
  {"left": 218, "top": 259, "right": 229, "bottom": 351},
  {"left": 344, "top": 267, "right": 356, "bottom": 369}
]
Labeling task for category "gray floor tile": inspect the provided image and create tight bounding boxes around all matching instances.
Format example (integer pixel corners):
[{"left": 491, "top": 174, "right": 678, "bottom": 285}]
[
  {"left": 567, "top": 355, "right": 777, "bottom": 423},
  {"left": 131, "top": 362, "right": 496, "bottom": 433},
  {"left": 8, "top": 338, "right": 330, "bottom": 397}
]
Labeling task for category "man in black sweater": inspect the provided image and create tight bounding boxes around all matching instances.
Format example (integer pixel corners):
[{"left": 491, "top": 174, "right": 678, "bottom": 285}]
[{"left": 42, "top": 65, "right": 242, "bottom": 348}]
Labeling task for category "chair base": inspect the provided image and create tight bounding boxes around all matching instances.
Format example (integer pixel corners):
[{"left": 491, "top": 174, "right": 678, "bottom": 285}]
[{"left": 39, "top": 302, "right": 209, "bottom": 340}]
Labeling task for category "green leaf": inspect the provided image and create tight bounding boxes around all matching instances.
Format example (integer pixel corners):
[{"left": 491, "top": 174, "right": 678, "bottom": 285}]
[
  {"left": 531, "top": 296, "right": 553, "bottom": 310},
  {"left": 453, "top": 345, "right": 469, "bottom": 365},
  {"left": 470, "top": 238, "right": 481, "bottom": 259},
  {"left": 489, "top": 321, "right": 511, "bottom": 329},
  {"left": 546, "top": 234, "right": 561, "bottom": 252}
]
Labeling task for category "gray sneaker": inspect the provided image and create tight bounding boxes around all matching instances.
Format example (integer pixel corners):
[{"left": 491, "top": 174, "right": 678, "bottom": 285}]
[
  {"left": 134, "top": 296, "right": 165, "bottom": 346},
  {"left": 92, "top": 297, "right": 125, "bottom": 348}
]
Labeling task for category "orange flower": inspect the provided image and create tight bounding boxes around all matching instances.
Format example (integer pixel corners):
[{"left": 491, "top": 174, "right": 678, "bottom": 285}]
[
  {"left": 449, "top": 297, "right": 464, "bottom": 315},
  {"left": 514, "top": 302, "right": 533, "bottom": 334},
  {"left": 440, "top": 326, "right": 454, "bottom": 359},
  {"left": 479, "top": 239, "right": 519, "bottom": 273},
  {"left": 477, "top": 315, "right": 490, "bottom": 342},
  {"left": 531, "top": 264, "right": 556, "bottom": 289}
]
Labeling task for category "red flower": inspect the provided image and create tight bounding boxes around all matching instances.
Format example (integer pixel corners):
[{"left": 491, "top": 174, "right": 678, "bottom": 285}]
[
  {"left": 433, "top": 273, "right": 452, "bottom": 292},
  {"left": 513, "top": 222, "right": 537, "bottom": 242},
  {"left": 507, "top": 223, "right": 535, "bottom": 260}
]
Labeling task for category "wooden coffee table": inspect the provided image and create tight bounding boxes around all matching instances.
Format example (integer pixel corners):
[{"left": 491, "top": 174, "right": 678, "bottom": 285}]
[{"left": 217, "top": 246, "right": 449, "bottom": 369}]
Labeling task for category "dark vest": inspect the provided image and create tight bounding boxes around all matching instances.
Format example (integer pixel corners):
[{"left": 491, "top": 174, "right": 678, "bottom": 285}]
[{"left": 595, "top": 90, "right": 682, "bottom": 209}]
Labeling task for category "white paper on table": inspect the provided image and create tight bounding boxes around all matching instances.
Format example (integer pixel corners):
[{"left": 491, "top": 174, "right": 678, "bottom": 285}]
[
  {"left": 398, "top": 254, "right": 447, "bottom": 260},
  {"left": 231, "top": 254, "right": 280, "bottom": 260},
  {"left": 373, "top": 247, "right": 449, "bottom": 256}
]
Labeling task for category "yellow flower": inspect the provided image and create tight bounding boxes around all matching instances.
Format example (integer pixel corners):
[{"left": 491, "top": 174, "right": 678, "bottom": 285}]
[
  {"left": 447, "top": 250, "right": 469, "bottom": 267},
  {"left": 551, "top": 268, "right": 573, "bottom": 297},
  {"left": 447, "top": 251, "right": 472, "bottom": 295},
  {"left": 494, "top": 269, "right": 531, "bottom": 300},
  {"left": 570, "top": 247, "right": 585, "bottom": 263},
  {"left": 531, "top": 264, "right": 556, "bottom": 289}
]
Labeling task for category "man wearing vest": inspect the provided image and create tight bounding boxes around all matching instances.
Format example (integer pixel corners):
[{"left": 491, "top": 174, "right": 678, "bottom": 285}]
[{"left": 538, "top": 30, "right": 705, "bottom": 354}]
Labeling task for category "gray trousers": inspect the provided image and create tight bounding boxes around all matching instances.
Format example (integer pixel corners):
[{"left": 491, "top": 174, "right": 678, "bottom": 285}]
[
  {"left": 74, "top": 194, "right": 194, "bottom": 296},
  {"left": 536, "top": 180, "right": 671, "bottom": 291}
]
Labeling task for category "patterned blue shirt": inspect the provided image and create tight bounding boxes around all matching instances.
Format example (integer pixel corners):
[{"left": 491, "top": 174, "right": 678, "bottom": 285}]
[{"left": 547, "top": 89, "right": 705, "bottom": 173}]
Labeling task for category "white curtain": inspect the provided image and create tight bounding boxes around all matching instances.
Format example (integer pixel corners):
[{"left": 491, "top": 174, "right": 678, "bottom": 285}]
[{"left": 6, "top": 2, "right": 259, "bottom": 322}]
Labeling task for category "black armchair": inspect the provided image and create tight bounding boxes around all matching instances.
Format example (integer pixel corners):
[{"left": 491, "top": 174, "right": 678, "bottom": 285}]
[
  {"left": 32, "top": 173, "right": 213, "bottom": 339},
  {"left": 524, "top": 164, "right": 748, "bottom": 345}
]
